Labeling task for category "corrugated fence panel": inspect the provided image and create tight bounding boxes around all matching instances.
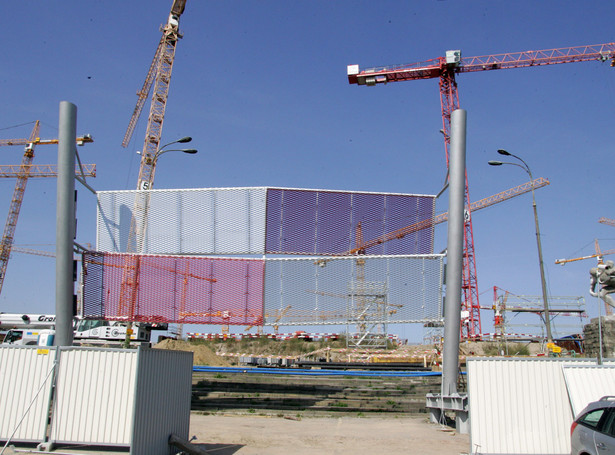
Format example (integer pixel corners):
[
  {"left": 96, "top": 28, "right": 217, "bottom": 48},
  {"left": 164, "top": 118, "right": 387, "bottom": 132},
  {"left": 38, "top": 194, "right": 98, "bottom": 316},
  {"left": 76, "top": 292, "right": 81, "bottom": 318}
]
[
  {"left": 467, "top": 358, "right": 596, "bottom": 455},
  {"left": 131, "top": 349, "right": 193, "bottom": 455},
  {"left": 51, "top": 348, "right": 137, "bottom": 445},
  {"left": 0, "top": 346, "right": 56, "bottom": 442},
  {"left": 563, "top": 364, "right": 615, "bottom": 417}
]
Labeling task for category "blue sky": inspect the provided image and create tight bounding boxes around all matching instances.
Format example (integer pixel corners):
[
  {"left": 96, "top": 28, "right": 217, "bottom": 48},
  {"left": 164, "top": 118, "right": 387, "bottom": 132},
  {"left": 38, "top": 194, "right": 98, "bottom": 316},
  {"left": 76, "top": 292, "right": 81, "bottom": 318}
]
[{"left": 1, "top": 1, "right": 614, "bottom": 342}]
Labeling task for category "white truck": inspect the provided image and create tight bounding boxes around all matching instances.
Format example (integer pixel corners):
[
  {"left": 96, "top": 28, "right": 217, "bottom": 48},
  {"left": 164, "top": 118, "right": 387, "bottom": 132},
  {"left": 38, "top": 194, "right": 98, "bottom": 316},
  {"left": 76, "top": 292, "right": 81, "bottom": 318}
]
[
  {"left": 0, "top": 313, "right": 57, "bottom": 345},
  {"left": 73, "top": 319, "right": 153, "bottom": 344},
  {"left": 0, "top": 313, "right": 164, "bottom": 346}
]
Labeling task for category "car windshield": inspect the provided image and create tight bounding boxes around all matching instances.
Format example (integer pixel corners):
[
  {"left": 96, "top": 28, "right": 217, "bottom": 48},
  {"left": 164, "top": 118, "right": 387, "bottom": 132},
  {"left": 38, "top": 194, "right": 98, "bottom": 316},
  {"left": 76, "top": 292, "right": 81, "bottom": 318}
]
[
  {"left": 75, "top": 319, "right": 108, "bottom": 332},
  {"left": 5, "top": 330, "right": 22, "bottom": 342}
]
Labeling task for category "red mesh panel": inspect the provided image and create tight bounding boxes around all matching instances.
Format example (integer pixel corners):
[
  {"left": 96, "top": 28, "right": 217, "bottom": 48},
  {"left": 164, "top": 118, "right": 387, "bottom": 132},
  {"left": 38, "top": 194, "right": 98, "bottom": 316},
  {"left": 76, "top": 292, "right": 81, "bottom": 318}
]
[{"left": 82, "top": 251, "right": 264, "bottom": 325}]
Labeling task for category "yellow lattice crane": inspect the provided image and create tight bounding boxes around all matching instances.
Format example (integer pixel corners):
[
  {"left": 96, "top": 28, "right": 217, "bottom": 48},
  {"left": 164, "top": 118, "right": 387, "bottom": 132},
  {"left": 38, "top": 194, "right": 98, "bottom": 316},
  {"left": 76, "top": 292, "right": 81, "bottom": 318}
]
[
  {"left": 119, "top": 0, "right": 188, "bottom": 344},
  {"left": 121, "top": 0, "right": 187, "bottom": 190},
  {"left": 556, "top": 239, "right": 614, "bottom": 316},
  {"left": 0, "top": 121, "right": 93, "bottom": 295}
]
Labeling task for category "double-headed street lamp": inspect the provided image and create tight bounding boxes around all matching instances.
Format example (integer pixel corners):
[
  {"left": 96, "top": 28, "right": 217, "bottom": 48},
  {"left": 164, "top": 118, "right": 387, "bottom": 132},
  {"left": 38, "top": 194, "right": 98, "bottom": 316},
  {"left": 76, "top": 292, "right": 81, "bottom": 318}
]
[
  {"left": 489, "top": 149, "right": 553, "bottom": 342},
  {"left": 124, "top": 136, "right": 198, "bottom": 348},
  {"left": 137, "top": 136, "right": 198, "bottom": 190}
]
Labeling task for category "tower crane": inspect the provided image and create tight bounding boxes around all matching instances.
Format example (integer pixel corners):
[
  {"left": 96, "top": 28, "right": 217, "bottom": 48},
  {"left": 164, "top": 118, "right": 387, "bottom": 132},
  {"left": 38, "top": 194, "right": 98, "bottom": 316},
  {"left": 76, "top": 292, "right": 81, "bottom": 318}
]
[
  {"left": 313, "top": 178, "right": 549, "bottom": 341},
  {"left": 0, "top": 121, "right": 93, "bottom": 295},
  {"left": 556, "top": 239, "right": 614, "bottom": 316},
  {"left": 121, "top": 0, "right": 187, "bottom": 191},
  {"left": 599, "top": 217, "right": 615, "bottom": 227},
  {"left": 348, "top": 42, "right": 615, "bottom": 339},
  {"left": 118, "top": 0, "right": 188, "bottom": 342}
]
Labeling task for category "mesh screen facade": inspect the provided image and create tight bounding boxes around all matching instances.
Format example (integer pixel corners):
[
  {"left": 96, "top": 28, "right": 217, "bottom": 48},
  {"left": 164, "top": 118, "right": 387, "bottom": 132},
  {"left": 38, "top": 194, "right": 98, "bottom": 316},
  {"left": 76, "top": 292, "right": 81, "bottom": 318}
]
[
  {"left": 263, "top": 254, "right": 444, "bottom": 325},
  {"left": 96, "top": 187, "right": 435, "bottom": 256},
  {"left": 96, "top": 187, "right": 266, "bottom": 255},
  {"left": 82, "top": 251, "right": 265, "bottom": 325},
  {"left": 265, "top": 188, "right": 435, "bottom": 255},
  {"left": 81, "top": 252, "right": 444, "bottom": 325}
]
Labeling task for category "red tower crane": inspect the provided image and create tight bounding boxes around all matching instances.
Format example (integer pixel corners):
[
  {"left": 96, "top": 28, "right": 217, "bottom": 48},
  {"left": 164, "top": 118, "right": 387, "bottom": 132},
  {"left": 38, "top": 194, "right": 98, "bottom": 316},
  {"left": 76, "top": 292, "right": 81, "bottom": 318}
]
[
  {"left": 348, "top": 42, "right": 615, "bottom": 340},
  {"left": 599, "top": 217, "right": 615, "bottom": 228}
]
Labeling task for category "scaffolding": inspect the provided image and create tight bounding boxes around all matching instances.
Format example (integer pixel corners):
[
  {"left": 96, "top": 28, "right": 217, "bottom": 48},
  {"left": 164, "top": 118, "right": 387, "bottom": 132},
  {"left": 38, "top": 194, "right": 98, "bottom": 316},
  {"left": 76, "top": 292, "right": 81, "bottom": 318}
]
[{"left": 490, "top": 287, "right": 587, "bottom": 341}]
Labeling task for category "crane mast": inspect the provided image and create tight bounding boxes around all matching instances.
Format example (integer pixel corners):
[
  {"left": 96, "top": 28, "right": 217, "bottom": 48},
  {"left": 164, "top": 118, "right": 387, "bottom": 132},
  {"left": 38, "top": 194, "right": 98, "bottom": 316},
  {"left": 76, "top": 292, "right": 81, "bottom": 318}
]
[
  {"left": 0, "top": 122, "right": 41, "bottom": 295},
  {"left": 119, "top": 0, "right": 187, "bottom": 332},
  {"left": 348, "top": 42, "right": 615, "bottom": 340},
  {"left": 123, "top": 0, "right": 187, "bottom": 191}
]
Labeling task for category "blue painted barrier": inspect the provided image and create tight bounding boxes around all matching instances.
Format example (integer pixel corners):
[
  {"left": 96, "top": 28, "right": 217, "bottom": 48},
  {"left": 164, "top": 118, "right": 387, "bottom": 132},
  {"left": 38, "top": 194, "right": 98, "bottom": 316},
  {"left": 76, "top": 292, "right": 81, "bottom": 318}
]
[{"left": 193, "top": 365, "right": 442, "bottom": 378}]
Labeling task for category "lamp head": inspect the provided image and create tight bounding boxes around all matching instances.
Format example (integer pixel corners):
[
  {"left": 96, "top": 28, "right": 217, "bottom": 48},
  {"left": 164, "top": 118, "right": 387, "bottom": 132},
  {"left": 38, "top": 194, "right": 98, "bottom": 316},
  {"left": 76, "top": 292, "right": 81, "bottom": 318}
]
[
  {"left": 497, "top": 149, "right": 511, "bottom": 156},
  {"left": 181, "top": 149, "right": 198, "bottom": 154},
  {"left": 177, "top": 136, "right": 192, "bottom": 143},
  {"left": 488, "top": 160, "right": 503, "bottom": 166}
]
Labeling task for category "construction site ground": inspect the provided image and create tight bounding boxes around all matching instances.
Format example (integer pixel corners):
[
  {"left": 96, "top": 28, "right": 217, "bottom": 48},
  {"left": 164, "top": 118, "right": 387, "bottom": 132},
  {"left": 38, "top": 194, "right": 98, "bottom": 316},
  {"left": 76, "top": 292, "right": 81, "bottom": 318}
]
[
  {"left": 185, "top": 339, "right": 470, "bottom": 454},
  {"left": 185, "top": 412, "right": 470, "bottom": 455},
  {"left": 4, "top": 413, "right": 470, "bottom": 455}
]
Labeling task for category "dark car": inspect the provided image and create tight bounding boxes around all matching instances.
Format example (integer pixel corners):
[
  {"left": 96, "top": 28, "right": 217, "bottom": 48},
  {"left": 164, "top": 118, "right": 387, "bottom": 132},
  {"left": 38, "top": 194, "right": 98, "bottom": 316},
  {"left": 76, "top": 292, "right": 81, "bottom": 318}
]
[{"left": 571, "top": 396, "right": 615, "bottom": 455}]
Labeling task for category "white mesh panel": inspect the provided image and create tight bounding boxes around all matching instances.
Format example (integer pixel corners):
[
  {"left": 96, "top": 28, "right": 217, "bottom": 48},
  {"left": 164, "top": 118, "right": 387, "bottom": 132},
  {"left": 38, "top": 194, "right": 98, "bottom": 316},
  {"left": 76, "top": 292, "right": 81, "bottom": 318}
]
[
  {"left": 263, "top": 254, "right": 444, "bottom": 325},
  {"left": 97, "top": 187, "right": 267, "bottom": 255}
]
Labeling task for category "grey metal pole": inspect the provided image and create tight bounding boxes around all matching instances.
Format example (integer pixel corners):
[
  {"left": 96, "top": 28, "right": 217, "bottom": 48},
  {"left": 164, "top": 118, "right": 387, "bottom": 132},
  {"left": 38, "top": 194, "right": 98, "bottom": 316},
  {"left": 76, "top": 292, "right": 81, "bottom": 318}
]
[
  {"left": 490, "top": 151, "right": 553, "bottom": 343},
  {"left": 55, "top": 101, "right": 77, "bottom": 346},
  {"left": 441, "top": 109, "right": 466, "bottom": 396},
  {"left": 529, "top": 171, "right": 553, "bottom": 342}
]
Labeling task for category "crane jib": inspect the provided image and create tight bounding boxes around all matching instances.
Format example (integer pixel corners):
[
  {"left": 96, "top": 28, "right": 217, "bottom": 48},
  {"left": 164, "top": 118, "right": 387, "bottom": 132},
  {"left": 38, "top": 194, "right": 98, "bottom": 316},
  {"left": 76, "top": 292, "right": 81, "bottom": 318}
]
[{"left": 348, "top": 42, "right": 615, "bottom": 85}]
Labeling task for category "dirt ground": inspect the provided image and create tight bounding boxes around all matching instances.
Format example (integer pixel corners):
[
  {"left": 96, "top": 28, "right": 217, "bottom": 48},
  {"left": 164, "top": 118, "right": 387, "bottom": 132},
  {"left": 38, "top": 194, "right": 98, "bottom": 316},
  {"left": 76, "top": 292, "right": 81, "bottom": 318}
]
[
  {"left": 4, "top": 413, "right": 470, "bottom": 455},
  {"left": 187, "top": 413, "right": 471, "bottom": 455}
]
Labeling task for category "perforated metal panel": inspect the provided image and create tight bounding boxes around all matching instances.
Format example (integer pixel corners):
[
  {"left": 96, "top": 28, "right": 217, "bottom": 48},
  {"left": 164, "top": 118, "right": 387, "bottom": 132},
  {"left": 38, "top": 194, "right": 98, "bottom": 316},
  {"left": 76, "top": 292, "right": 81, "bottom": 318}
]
[
  {"left": 82, "top": 251, "right": 264, "bottom": 325},
  {"left": 97, "top": 187, "right": 267, "bottom": 255},
  {"left": 265, "top": 188, "right": 435, "bottom": 255},
  {"left": 263, "top": 254, "right": 444, "bottom": 325},
  {"left": 96, "top": 187, "right": 435, "bottom": 256},
  {"left": 92, "top": 186, "right": 438, "bottom": 327},
  {"left": 81, "top": 251, "right": 443, "bottom": 326}
]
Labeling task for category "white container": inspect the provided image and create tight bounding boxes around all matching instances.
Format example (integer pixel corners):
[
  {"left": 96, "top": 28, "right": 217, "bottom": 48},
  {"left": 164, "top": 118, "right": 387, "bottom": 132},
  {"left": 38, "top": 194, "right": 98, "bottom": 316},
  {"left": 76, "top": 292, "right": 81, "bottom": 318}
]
[{"left": 37, "top": 330, "right": 55, "bottom": 346}]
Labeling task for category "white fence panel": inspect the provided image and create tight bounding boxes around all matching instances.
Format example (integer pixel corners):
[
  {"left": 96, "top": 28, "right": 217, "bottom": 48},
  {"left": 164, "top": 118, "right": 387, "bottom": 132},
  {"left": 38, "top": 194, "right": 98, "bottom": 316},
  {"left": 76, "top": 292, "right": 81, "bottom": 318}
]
[
  {"left": 50, "top": 348, "right": 137, "bottom": 445},
  {"left": 467, "top": 357, "right": 594, "bottom": 455},
  {"left": 563, "top": 364, "right": 615, "bottom": 417},
  {"left": 0, "top": 346, "right": 56, "bottom": 442}
]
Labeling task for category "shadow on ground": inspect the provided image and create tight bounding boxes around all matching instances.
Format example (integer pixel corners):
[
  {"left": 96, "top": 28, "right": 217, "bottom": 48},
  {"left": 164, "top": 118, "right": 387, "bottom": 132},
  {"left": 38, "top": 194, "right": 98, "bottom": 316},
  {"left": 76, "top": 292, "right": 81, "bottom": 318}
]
[{"left": 194, "top": 442, "right": 244, "bottom": 454}]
